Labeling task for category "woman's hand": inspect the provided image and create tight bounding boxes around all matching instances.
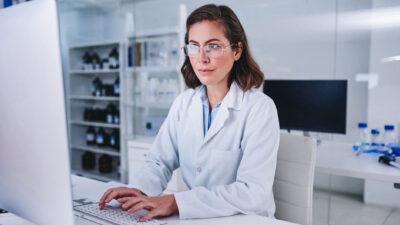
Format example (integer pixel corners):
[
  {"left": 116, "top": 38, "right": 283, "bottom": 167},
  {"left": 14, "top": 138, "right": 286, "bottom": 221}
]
[
  {"left": 98, "top": 187, "right": 144, "bottom": 210},
  {"left": 117, "top": 194, "right": 178, "bottom": 222}
]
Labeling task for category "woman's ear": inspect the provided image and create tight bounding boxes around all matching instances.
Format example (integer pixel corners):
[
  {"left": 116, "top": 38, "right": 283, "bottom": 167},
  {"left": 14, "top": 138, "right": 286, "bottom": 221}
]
[{"left": 234, "top": 42, "right": 243, "bottom": 61}]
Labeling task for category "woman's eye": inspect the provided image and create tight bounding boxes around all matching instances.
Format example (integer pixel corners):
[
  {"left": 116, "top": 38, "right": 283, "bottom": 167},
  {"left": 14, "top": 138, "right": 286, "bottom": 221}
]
[
  {"left": 188, "top": 45, "right": 198, "bottom": 50},
  {"left": 208, "top": 44, "right": 221, "bottom": 49}
]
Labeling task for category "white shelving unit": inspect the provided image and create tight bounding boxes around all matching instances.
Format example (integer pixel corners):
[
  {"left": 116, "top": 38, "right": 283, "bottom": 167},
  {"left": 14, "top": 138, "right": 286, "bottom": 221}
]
[
  {"left": 126, "top": 5, "right": 186, "bottom": 138},
  {"left": 67, "top": 41, "right": 130, "bottom": 183}
]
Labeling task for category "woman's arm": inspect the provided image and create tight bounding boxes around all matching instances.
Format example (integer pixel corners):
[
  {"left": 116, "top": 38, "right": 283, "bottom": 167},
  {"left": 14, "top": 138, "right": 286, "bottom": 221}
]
[{"left": 129, "top": 94, "right": 183, "bottom": 196}]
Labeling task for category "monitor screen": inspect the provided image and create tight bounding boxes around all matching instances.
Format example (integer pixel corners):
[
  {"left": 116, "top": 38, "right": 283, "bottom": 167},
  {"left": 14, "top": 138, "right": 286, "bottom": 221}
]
[{"left": 263, "top": 80, "right": 347, "bottom": 134}]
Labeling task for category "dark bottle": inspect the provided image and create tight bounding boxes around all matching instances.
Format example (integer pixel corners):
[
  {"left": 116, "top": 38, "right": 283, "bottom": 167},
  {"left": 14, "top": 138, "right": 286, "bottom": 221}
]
[
  {"left": 92, "top": 52, "right": 101, "bottom": 70},
  {"left": 102, "top": 58, "right": 109, "bottom": 70},
  {"left": 83, "top": 107, "right": 94, "bottom": 121},
  {"left": 92, "top": 77, "right": 102, "bottom": 96},
  {"left": 96, "top": 128, "right": 106, "bottom": 146},
  {"left": 101, "top": 108, "right": 108, "bottom": 123},
  {"left": 101, "top": 84, "right": 113, "bottom": 97},
  {"left": 106, "top": 103, "right": 116, "bottom": 124},
  {"left": 109, "top": 48, "right": 119, "bottom": 69},
  {"left": 98, "top": 154, "right": 113, "bottom": 173},
  {"left": 82, "top": 51, "right": 92, "bottom": 70},
  {"left": 82, "top": 151, "right": 95, "bottom": 170},
  {"left": 86, "top": 126, "right": 96, "bottom": 145},
  {"left": 114, "top": 77, "right": 120, "bottom": 97},
  {"left": 113, "top": 107, "right": 120, "bottom": 124},
  {"left": 109, "top": 129, "right": 120, "bottom": 150},
  {"left": 92, "top": 107, "right": 100, "bottom": 122}
]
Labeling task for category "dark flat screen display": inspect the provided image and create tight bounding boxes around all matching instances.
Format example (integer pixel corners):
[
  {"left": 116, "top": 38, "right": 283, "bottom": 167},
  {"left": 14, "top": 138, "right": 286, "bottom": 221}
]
[{"left": 263, "top": 80, "right": 347, "bottom": 134}]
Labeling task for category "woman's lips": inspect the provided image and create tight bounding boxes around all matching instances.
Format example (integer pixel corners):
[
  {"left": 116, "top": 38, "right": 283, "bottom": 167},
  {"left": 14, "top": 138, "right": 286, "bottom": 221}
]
[{"left": 198, "top": 69, "right": 214, "bottom": 74}]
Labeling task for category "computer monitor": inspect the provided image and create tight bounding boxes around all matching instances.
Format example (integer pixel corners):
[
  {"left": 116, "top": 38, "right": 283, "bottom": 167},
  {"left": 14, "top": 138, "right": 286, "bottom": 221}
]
[
  {"left": 263, "top": 80, "right": 347, "bottom": 134},
  {"left": 0, "top": 1, "right": 75, "bottom": 225}
]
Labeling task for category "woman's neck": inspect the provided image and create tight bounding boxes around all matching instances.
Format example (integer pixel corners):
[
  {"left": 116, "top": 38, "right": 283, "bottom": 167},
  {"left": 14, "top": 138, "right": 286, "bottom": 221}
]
[{"left": 206, "top": 83, "right": 230, "bottom": 111}]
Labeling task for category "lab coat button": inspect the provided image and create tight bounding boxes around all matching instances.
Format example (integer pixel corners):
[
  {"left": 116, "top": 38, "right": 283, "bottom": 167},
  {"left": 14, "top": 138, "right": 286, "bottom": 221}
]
[{"left": 196, "top": 167, "right": 202, "bottom": 173}]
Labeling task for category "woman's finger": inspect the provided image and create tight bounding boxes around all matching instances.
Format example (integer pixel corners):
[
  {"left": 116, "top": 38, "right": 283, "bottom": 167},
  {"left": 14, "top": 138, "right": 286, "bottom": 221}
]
[
  {"left": 121, "top": 197, "right": 144, "bottom": 211},
  {"left": 99, "top": 188, "right": 115, "bottom": 208},
  {"left": 104, "top": 188, "right": 135, "bottom": 203},
  {"left": 127, "top": 201, "right": 149, "bottom": 214},
  {"left": 139, "top": 209, "right": 159, "bottom": 222}
]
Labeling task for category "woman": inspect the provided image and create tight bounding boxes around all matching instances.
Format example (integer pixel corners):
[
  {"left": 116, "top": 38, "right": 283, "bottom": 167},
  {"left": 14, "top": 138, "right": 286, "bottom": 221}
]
[{"left": 99, "top": 4, "right": 280, "bottom": 222}]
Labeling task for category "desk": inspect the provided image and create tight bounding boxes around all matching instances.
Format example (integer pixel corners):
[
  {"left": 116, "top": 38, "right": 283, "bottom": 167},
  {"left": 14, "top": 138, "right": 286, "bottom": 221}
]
[
  {"left": 315, "top": 141, "right": 400, "bottom": 224},
  {"left": 0, "top": 175, "right": 297, "bottom": 225},
  {"left": 316, "top": 141, "right": 400, "bottom": 183}
]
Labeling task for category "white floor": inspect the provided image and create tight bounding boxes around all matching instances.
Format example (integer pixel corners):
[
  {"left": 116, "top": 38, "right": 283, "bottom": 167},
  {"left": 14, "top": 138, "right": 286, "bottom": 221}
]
[{"left": 313, "top": 188, "right": 400, "bottom": 225}]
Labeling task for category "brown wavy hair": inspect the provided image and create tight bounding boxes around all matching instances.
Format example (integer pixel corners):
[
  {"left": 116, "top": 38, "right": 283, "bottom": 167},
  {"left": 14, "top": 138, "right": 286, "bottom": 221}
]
[{"left": 181, "top": 4, "right": 264, "bottom": 91}]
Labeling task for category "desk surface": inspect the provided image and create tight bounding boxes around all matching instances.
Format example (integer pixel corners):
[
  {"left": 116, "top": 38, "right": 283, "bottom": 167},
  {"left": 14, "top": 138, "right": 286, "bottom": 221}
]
[
  {"left": 316, "top": 141, "right": 400, "bottom": 183},
  {"left": 0, "top": 175, "right": 296, "bottom": 225}
]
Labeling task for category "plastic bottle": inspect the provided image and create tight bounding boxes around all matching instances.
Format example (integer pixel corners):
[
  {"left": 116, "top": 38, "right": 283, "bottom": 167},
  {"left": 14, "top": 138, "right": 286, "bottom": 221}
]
[
  {"left": 165, "top": 79, "right": 173, "bottom": 102},
  {"left": 370, "top": 129, "right": 383, "bottom": 153},
  {"left": 383, "top": 125, "right": 396, "bottom": 154},
  {"left": 147, "top": 77, "right": 159, "bottom": 102},
  {"left": 354, "top": 122, "right": 370, "bottom": 154},
  {"left": 153, "top": 78, "right": 160, "bottom": 102},
  {"left": 145, "top": 77, "right": 153, "bottom": 102},
  {"left": 383, "top": 125, "right": 396, "bottom": 145},
  {"left": 158, "top": 79, "right": 167, "bottom": 101},
  {"left": 135, "top": 72, "right": 148, "bottom": 102},
  {"left": 169, "top": 39, "right": 179, "bottom": 66},
  {"left": 171, "top": 79, "right": 179, "bottom": 101}
]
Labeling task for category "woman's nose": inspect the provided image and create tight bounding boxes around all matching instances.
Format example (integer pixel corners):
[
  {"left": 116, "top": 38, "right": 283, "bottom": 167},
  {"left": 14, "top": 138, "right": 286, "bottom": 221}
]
[{"left": 197, "top": 48, "right": 210, "bottom": 64}]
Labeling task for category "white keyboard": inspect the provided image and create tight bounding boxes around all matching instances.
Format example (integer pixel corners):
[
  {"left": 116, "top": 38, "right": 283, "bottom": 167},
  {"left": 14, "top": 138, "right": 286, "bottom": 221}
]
[{"left": 74, "top": 203, "right": 167, "bottom": 225}]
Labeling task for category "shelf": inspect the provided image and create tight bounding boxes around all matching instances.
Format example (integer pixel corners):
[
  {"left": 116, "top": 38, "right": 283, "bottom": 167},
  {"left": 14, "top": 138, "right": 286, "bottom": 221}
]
[
  {"left": 71, "top": 169, "right": 120, "bottom": 182},
  {"left": 123, "top": 101, "right": 172, "bottom": 109},
  {"left": 126, "top": 66, "right": 178, "bottom": 73},
  {"left": 69, "top": 40, "right": 120, "bottom": 49},
  {"left": 70, "top": 96, "right": 120, "bottom": 101},
  {"left": 70, "top": 120, "right": 120, "bottom": 128},
  {"left": 137, "top": 101, "right": 172, "bottom": 109},
  {"left": 69, "top": 69, "right": 120, "bottom": 74},
  {"left": 129, "top": 27, "right": 180, "bottom": 38},
  {"left": 71, "top": 145, "right": 120, "bottom": 157}
]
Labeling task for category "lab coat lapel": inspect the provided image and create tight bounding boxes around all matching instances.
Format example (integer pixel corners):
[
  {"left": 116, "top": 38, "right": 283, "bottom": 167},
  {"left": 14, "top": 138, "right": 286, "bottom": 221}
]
[
  {"left": 188, "top": 87, "right": 206, "bottom": 147},
  {"left": 203, "top": 103, "right": 229, "bottom": 144},
  {"left": 203, "top": 82, "right": 243, "bottom": 144}
]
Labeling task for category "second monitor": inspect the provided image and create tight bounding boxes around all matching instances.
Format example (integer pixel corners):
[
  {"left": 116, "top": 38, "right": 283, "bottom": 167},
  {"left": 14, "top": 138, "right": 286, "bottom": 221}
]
[{"left": 263, "top": 80, "right": 347, "bottom": 134}]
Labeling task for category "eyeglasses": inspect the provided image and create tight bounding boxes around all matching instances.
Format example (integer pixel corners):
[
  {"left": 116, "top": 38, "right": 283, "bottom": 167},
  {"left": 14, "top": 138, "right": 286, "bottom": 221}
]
[{"left": 182, "top": 43, "right": 234, "bottom": 58}]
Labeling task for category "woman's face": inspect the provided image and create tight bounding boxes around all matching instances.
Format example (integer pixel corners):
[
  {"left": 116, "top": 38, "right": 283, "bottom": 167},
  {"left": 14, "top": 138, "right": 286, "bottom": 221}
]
[{"left": 187, "top": 20, "right": 242, "bottom": 88}]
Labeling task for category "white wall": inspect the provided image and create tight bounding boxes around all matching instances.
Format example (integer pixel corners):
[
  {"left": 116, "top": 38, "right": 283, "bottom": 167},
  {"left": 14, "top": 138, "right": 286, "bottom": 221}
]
[{"left": 368, "top": 0, "right": 400, "bottom": 136}]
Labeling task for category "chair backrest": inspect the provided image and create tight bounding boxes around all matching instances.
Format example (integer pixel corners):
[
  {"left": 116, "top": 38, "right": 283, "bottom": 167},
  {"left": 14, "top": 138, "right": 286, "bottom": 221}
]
[{"left": 273, "top": 133, "right": 317, "bottom": 225}]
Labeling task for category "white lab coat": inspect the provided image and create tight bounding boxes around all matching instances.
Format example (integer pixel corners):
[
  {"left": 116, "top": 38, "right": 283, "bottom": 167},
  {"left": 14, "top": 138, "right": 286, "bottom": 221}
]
[{"left": 130, "top": 81, "right": 280, "bottom": 219}]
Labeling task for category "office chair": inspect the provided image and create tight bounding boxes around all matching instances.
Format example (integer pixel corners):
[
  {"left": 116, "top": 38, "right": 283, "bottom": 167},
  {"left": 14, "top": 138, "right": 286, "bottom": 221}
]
[{"left": 273, "top": 133, "right": 317, "bottom": 225}]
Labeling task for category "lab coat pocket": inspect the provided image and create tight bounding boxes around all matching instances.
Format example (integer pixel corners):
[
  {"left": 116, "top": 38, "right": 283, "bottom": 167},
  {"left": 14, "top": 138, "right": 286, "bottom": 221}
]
[{"left": 209, "top": 149, "right": 243, "bottom": 184}]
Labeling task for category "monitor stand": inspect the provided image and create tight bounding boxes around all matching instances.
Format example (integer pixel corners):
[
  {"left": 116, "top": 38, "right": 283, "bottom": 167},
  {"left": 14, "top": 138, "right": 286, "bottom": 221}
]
[{"left": 303, "top": 131, "right": 322, "bottom": 146}]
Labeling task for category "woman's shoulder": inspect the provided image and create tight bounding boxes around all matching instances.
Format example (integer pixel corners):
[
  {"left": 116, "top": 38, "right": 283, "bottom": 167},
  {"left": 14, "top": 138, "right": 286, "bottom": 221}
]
[
  {"left": 243, "top": 88, "right": 276, "bottom": 109},
  {"left": 170, "top": 85, "right": 202, "bottom": 109}
]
